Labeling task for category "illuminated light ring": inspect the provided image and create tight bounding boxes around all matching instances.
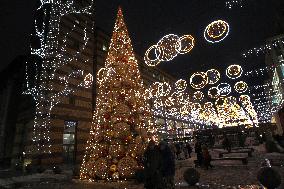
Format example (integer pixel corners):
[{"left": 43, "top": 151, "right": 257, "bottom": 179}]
[
  {"left": 160, "top": 82, "right": 172, "bottom": 96},
  {"left": 156, "top": 34, "right": 181, "bottom": 61},
  {"left": 193, "top": 91, "right": 204, "bottom": 101},
  {"left": 150, "top": 82, "right": 163, "bottom": 97},
  {"left": 178, "top": 35, "right": 195, "bottom": 54},
  {"left": 190, "top": 72, "right": 208, "bottom": 89},
  {"left": 239, "top": 95, "right": 251, "bottom": 102},
  {"left": 234, "top": 81, "right": 248, "bottom": 93},
  {"left": 217, "top": 83, "right": 231, "bottom": 97},
  {"left": 204, "top": 20, "right": 230, "bottom": 43},
  {"left": 204, "top": 102, "right": 214, "bottom": 108},
  {"left": 83, "top": 73, "right": 93, "bottom": 88},
  {"left": 206, "top": 69, "right": 220, "bottom": 84},
  {"left": 208, "top": 87, "right": 220, "bottom": 99},
  {"left": 226, "top": 64, "right": 243, "bottom": 79},
  {"left": 175, "top": 79, "right": 187, "bottom": 91},
  {"left": 97, "top": 68, "right": 107, "bottom": 83},
  {"left": 144, "top": 45, "right": 161, "bottom": 66}
]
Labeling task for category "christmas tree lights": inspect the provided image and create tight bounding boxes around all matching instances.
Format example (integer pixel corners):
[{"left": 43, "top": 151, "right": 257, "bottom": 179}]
[{"left": 80, "top": 8, "right": 154, "bottom": 181}]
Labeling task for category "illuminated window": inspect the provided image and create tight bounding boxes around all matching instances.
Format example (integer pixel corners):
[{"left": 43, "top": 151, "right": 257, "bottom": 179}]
[{"left": 63, "top": 120, "right": 77, "bottom": 164}]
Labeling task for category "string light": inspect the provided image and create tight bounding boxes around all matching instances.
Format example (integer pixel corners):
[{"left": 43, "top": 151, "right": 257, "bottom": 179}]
[
  {"left": 193, "top": 91, "right": 204, "bottom": 101},
  {"left": 144, "top": 34, "right": 195, "bottom": 66},
  {"left": 204, "top": 20, "right": 230, "bottom": 43},
  {"left": 206, "top": 69, "right": 220, "bottom": 84},
  {"left": 175, "top": 79, "right": 187, "bottom": 92},
  {"left": 190, "top": 72, "right": 208, "bottom": 89},
  {"left": 234, "top": 81, "right": 248, "bottom": 93},
  {"left": 80, "top": 8, "right": 154, "bottom": 181},
  {"left": 242, "top": 37, "right": 284, "bottom": 58},
  {"left": 217, "top": 83, "right": 232, "bottom": 97},
  {"left": 208, "top": 87, "right": 220, "bottom": 99},
  {"left": 226, "top": 64, "right": 243, "bottom": 79},
  {"left": 23, "top": 0, "right": 93, "bottom": 154},
  {"left": 225, "top": 0, "right": 244, "bottom": 9}
]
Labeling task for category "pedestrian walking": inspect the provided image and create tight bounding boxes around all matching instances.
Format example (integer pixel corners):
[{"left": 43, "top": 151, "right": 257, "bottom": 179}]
[
  {"left": 143, "top": 140, "right": 163, "bottom": 189},
  {"left": 159, "top": 141, "right": 175, "bottom": 189},
  {"left": 186, "top": 142, "right": 192, "bottom": 158},
  {"left": 202, "top": 145, "right": 213, "bottom": 169},
  {"left": 194, "top": 141, "right": 203, "bottom": 167}
]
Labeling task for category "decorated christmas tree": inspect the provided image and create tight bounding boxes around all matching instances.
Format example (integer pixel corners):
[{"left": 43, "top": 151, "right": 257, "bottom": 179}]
[{"left": 80, "top": 7, "right": 155, "bottom": 181}]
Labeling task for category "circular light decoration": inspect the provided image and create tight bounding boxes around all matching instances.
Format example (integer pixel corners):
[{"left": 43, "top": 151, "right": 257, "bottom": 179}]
[
  {"left": 144, "top": 45, "right": 161, "bottom": 66},
  {"left": 226, "top": 64, "right": 243, "bottom": 79},
  {"left": 83, "top": 73, "right": 93, "bottom": 88},
  {"left": 217, "top": 83, "right": 231, "bottom": 97},
  {"left": 204, "top": 20, "right": 230, "bottom": 43},
  {"left": 156, "top": 34, "right": 181, "bottom": 61},
  {"left": 160, "top": 82, "right": 172, "bottom": 96},
  {"left": 150, "top": 82, "right": 162, "bottom": 97},
  {"left": 204, "top": 102, "right": 214, "bottom": 109},
  {"left": 193, "top": 91, "right": 204, "bottom": 101},
  {"left": 239, "top": 95, "right": 250, "bottom": 103},
  {"left": 208, "top": 87, "right": 220, "bottom": 99},
  {"left": 234, "top": 81, "right": 248, "bottom": 93},
  {"left": 97, "top": 68, "right": 107, "bottom": 83},
  {"left": 175, "top": 79, "right": 187, "bottom": 91},
  {"left": 190, "top": 72, "right": 208, "bottom": 89},
  {"left": 206, "top": 69, "right": 220, "bottom": 84},
  {"left": 178, "top": 35, "right": 195, "bottom": 54}
]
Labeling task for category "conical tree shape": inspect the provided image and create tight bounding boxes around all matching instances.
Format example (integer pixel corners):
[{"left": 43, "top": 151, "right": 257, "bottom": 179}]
[{"left": 80, "top": 7, "right": 155, "bottom": 181}]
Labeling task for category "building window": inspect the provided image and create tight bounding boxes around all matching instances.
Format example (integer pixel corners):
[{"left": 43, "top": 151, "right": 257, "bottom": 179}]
[{"left": 63, "top": 120, "right": 77, "bottom": 164}]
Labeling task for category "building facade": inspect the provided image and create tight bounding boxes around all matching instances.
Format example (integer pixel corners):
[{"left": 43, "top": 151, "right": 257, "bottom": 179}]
[
  {"left": 265, "top": 34, "right": 284, "bottom": 134},
  {"left": 1, "top": 27, "right": 177, "bottom": 166}
]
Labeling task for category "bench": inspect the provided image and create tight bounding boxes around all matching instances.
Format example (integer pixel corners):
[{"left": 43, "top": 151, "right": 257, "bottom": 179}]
[
  {"left": 231, "top": 147, "right": 254, "bottom": 152},
  {"left": 212, "top": 157, "right": 248, "bottom": 165},
  {"left": 194, "top": 157, "right": 248, "bottom": 166},
  {"left": 219, "top": 150, "right": 253, "bottom": 158}
]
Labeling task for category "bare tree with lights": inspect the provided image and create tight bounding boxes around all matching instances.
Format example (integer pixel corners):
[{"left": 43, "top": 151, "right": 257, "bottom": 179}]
[{"left": 23, "top": 0, "right": 94, "bottom": 158}]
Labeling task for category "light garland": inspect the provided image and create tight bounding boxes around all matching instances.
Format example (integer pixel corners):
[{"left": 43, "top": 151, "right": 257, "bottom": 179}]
[
  {"left": 226, "top": 64, "right": 243, "bottom": 79},
  {"left": 23, "top": 0, "right": 93, "bottom": 154},
  {"left": 175, "top": 79, "right": 187, "bottom": 91},
  {"left": 217, "top": 83, "right": 232, "bottom": 97},
  {"left": 80, "top": 8, "right": 154, "bottom": 181},
  {"left": 206, "top": 69, "right": 220, "bottom": 84},
  {"left": 204, "top": 20, "right": 230, "bottom": 43},
  {"left": 144, "top": 34, "right": 195, "bottom": 66},
  {"left": 234, "top": 81, "right": 248, "bottom": 93},
  {"left": 225, "top": 0, "right": 244, "bottom": 9},
  {"left": 208, "top": 87, "right": 220, "bottom": 99},
  {"left": 190, "top": 72, "right": 208, "bottom": 89},
  {"left": 242, "top": 37, "right": 284, "bottom": 58},
  {"left": 193, "top": 91, "right": 204, "bottom": 101}
]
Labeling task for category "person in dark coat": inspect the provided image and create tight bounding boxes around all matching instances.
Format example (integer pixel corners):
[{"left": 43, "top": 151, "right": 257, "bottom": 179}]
[
  {"left": 175, "top": 143, "right": 181, "bottom": 160},
  {"left": 186, "top": 142, "right": 192, "bottom": 158},
  {"left": 159, "top": 141, "right": 175, "bottom": 189},
  {"left": 143, "top": 140, "right": 162, "bottom": 189},
  {"left": 202, "top": 145, "right": 213, "bottom": 169},
  {"left": 194, "top": 141, "right": 203, "bottom": 167},
  {"left": 222, "top": 135, "right": 231, "bottom": 152}
]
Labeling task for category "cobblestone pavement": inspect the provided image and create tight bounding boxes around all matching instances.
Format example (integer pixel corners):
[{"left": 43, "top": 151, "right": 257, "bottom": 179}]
[{"left": 1, "top": 145, "right": 284, "bottom": 189}]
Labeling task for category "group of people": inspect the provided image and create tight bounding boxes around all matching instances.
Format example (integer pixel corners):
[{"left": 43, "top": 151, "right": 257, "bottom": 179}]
[
  {"left": 143, "top": 140, "right": 175, "bottom": 189},
  {"left": 169, "top": 142, "right": 192, "bottom": 160}
]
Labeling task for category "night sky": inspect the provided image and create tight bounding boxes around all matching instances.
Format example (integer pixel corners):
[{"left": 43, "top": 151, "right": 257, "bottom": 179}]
[{"left": 1, "top": 0, "right": 283, "bottom": 83}]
